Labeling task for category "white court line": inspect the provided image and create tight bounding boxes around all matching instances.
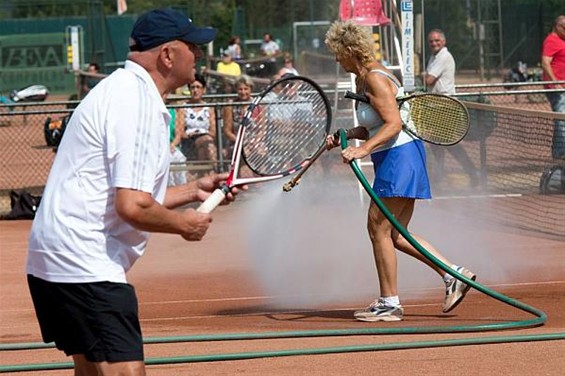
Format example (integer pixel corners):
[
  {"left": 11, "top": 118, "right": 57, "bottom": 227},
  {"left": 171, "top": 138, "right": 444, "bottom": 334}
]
[
  {"left": 3, "top": 281, "right": 564, "bottom": 329},
  {"left": 138, "top": 280, "right": 565, "bottom": 307},
  {"left": 2, "top": 280, "right": 563, "bottom": 318},
  {"left": 434, "top": 193, "right": 523, "bottom": 200}
]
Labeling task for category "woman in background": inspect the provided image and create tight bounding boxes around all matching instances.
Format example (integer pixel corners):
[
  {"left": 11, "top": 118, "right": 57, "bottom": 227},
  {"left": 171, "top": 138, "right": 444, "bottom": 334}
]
[
  {"left": 177, "top": 73, "right": 218, "bottom": 165},
  {"left": 226, "top": 35, "right": 242, "bottom": 60},
  {"left": 223, "top": 75, "right": 261, "bottom": 157}
]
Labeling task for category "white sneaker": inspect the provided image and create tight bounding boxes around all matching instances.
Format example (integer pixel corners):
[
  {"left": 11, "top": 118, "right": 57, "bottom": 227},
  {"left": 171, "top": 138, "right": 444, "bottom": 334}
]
[
  {"left": 442, "top": 267, "right": 477, "bottom": 313},
  {"left": 354, "top": 298, "right": 404, "bottom": 322}
]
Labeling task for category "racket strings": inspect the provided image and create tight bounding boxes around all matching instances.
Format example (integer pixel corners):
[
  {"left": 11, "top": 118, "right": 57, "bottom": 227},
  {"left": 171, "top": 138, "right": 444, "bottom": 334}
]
[
  {"left": 243, "top": 80, "right": 329, "bottom": 175},
  {"left": 403, "top": 95, "right": 469, "bottom": 145}
]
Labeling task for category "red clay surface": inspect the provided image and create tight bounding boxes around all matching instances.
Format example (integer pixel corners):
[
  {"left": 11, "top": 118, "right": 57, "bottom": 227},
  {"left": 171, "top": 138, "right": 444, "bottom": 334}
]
[{"left": 1, "top": 182, "right": 564, "bottom": 375}]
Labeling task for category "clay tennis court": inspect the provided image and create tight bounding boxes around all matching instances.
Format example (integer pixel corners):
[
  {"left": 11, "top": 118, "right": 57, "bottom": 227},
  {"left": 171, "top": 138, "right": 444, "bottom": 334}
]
[{"left": 1, "top": 171, "right": 564, "bottom": 375}]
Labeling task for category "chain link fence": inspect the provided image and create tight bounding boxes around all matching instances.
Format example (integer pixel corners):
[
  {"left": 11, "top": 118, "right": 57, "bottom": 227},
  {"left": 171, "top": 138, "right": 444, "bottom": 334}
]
[{"left": 0, "top": 83, "right": 562, "bottom": 216}]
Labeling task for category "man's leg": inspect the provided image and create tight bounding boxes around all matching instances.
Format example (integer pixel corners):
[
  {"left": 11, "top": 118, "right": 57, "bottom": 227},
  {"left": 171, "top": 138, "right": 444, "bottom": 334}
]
[
  {"left": 429, "top": 146, "right": 446, "bottom": 183},
  {"left": 73, "top": 354, "right": 146, "bottom": 376},
  {"left": 448, "top": 144, "right": 479, "bottom": 187}
]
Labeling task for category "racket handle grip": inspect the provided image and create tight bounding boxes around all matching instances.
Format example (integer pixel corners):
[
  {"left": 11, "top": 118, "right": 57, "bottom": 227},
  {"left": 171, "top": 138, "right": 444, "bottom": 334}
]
[
  {"left": 196, "top": 184, "right": 230, "bottom": 213},
  {"left": 344, "top": 91, "right": 370, "bottom": 103}
]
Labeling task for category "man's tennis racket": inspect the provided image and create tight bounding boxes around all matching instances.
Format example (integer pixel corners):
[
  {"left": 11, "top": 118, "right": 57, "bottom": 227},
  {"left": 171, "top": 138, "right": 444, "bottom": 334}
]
[
  {"left": 197, "top": 75, "right": 332, "bottom": 213},
  {"left": 344, "top": 91, "right": 470, "bottom": 146}
]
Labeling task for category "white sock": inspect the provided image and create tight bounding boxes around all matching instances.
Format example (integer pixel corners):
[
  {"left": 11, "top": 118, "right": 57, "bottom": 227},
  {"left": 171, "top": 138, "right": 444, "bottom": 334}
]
[{"left": 382, "top": 296, "right": 400, "bottom": 306}]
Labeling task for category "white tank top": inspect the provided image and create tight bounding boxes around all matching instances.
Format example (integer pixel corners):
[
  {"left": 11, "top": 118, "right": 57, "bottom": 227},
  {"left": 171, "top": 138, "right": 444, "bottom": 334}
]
[
  {"left": 184, "top": 107, "right": 211, "bottom": 136},
  {"left": 356, "top": 70, "right": 415, "bottom": 151}
]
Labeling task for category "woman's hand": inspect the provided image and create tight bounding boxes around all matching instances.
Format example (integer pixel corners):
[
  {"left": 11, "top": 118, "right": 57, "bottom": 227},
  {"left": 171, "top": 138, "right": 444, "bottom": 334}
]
[
  {"left": 341, "top": 145, "right": 368, "bottom": 163},
  {"left": 325, "top": 133, "right": 339, "bottom": 150}
]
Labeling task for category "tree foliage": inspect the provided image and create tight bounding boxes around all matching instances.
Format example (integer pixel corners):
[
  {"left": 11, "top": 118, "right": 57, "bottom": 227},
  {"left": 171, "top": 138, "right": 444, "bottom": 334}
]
[{"left": 2, "top": 0, "right": 562, "bottom": 69}]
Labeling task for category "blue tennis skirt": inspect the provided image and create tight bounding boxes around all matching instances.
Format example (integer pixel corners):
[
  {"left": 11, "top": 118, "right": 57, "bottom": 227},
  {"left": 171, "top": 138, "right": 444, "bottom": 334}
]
[{"left": 370, "top": 140, "right": 431, "bottom": 199}]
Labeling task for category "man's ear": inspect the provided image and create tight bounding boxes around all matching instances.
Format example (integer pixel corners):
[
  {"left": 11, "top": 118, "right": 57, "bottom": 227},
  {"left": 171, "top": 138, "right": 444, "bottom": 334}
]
[{"left": 159, "top": 43, "right": 175, "bottom": 68}]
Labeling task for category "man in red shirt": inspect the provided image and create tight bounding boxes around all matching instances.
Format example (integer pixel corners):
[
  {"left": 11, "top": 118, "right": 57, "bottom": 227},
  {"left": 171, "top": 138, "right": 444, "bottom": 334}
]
[{"left": 541, "top": 15, "right": 565, "bottom": 159}]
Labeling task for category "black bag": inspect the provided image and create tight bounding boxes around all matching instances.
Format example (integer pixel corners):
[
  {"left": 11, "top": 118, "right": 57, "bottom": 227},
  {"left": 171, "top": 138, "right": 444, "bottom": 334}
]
[
  {"left": 44, "top": 115, "right": 70, "bottom": 147},
  {"left": 1, "top": 190, "right": 42, "bottom": 220},
  {"left": 539, "top": 164, "right": 565, "bottom": 195}
]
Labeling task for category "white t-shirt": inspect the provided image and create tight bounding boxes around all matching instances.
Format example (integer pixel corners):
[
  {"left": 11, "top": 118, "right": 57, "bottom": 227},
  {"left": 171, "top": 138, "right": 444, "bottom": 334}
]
[
  {"left": 261, "top": 40, "right": 280, "bottom": 61},
  {"left": 26, "top": 60, "right": 170, "bottom": 283},
  {"left": 426, "top": 47, "right": 456, "bottom": 95}
]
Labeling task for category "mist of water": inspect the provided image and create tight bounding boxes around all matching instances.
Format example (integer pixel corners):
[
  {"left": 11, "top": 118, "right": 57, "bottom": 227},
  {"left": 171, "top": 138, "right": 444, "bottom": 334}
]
[{"left": 234, "top": 164, "right": 563, "bottom": 310}]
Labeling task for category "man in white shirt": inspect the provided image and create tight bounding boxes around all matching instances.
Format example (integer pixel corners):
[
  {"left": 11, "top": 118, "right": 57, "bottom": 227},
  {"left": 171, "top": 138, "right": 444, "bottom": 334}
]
[
  {"left": 423, "top": 29, "right": 479, "bottom": 189},
  {"left": 26, "top": 8, "right": 243, "bottom": 375},
  {"left": 260, "top": 33, "right": 280, "bottom": 75},
  {"left": 260, "top": 32, "right": 280, "bottom": 57}
]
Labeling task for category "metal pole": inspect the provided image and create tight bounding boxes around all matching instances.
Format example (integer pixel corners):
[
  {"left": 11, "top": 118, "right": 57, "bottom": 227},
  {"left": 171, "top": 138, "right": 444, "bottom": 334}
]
[
  {"left": 214, "top": 106, "right": 226, "bottom": 172},
  {"left": 477, "top": 0, "right": 485, "bottom": 81},
  {"left": 497, "top": 0, "right": 503, "bottom": 69}
]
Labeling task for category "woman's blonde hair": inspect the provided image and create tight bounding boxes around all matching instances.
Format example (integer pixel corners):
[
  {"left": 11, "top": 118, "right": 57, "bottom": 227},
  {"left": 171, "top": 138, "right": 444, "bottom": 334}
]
[{"left": 325, "top": 20, "right": 375, "bottom": 65}]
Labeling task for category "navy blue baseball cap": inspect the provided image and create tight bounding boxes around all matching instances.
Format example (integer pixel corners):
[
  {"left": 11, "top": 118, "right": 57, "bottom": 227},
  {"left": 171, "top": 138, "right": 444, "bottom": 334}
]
[{"left": 129, "top": 8, "right": 217, "bottom": 52}]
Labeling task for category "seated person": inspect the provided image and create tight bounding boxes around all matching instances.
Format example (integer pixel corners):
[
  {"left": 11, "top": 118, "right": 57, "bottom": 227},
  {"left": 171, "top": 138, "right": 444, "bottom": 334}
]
[
  {"left": 177, "top": 74, "right": 218, "bottom": 163},
  {"left": 216, "top": 51, "right": 241, "bottom": 77},
  {"left": 223, "top": 75, "right": 261, "bottom": 157},
  {"left": 278, "top": 53, "right": 299, "bottom": 76},
  {"left": 167, "top": 104, "right": 187, "bottom": 186}
]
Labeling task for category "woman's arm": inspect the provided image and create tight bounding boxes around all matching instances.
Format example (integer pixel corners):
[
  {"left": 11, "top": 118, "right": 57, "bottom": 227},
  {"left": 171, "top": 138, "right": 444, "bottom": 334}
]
[{"left": 208, "top": 105, "right": 217, "bottom": 140}]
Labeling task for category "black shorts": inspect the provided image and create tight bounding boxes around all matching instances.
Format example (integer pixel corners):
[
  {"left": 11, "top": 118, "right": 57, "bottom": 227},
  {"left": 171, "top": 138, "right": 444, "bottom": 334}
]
[{"left": 27, "top": 274, "right": 143, "bottom": 362}]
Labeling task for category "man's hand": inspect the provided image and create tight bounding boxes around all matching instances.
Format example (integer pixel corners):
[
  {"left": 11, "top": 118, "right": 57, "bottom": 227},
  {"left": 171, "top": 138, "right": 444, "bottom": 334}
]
[
  {"left": 194, "top": 173, "right": 247, "bottom": 204},
  {"left": 179, "top": 208, "right": 212, "bottom": 241}
]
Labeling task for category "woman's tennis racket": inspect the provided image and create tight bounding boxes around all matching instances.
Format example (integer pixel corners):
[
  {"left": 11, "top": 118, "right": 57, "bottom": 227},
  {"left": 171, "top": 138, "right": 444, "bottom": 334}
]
[
  {"left": 282, "top": 126, "right": 370, "bottom": 192},
  {"left": 197, "top": 75, "right": 332, "bottom": 213},
  {"left": 344, "top": 91, "right": 470, "bottom": 145}
]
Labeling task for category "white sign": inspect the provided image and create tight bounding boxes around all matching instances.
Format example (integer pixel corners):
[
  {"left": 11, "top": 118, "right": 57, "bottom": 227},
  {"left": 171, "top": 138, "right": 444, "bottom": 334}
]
[
  {"left": 67, "top": 25, "right": 81, "bottom": 71},
  {"left": 401, "top": 0, "right": 415, "bottom": 92}
]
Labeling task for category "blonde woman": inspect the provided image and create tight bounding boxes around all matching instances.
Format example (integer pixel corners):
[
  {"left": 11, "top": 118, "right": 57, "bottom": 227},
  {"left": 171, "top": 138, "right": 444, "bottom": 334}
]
[{"left": 325, "top": 20, "right": 476, "bottom": 322}]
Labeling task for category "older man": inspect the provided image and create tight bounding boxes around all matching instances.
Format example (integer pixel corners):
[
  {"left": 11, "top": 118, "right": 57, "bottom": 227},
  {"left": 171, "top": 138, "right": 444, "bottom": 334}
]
[
  {"left": 26, "top": 9, "right": 243, "bottom": 375},
  {"left": 542, "top": 15, "right": 565, "bottom": 160},
  {"left": 423, "top": 29, "right": 479, "bottom": 188}
]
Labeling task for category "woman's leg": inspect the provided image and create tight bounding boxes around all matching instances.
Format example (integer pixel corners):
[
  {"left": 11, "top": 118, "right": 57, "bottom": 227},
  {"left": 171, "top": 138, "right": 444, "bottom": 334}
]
[
  {"left": 195, "top": 135, "right": 217, "bottom": 161},
  {"left": 389, "top": 198, "right": 476, "bottom": 312},
  {"left": 367, "top": 198, "right": 407, "bottom": 297},
  {"left": 389, "top": 198, "right": 455, "bottom": 277}
]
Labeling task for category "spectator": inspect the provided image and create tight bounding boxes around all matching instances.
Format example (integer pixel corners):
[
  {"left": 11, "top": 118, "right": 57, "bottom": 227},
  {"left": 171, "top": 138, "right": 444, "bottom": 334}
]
[
  {"left": 26, "top": 9, "right": 244, "bottom": 375},
  {"left": 226, "top": 35, "right": 242, "bottom": 60},
  {"left": 80, "top": 62, "right": 102, "bottom": 98},
  {"left": 423, "top": 29, "right": 479, "bottom": 188},
  {"left": 178, "top": 73, "right": 218, "bottom": 165},
  {"left": 278, "top": 52, "right": 299, "bottom": 76},
  {"left": 216, "top": 51, "right": 241, "bottom": 77},
  {"left": 260, "top": 33, "right": 280, "bottom": 57},
  {"left": 216, "top": 51, "right": 241, "bottom": 94},
  {"left": 223, "top": 75, "right": 260, "bottom": 156},
  {"left": 260, "top": 33, "right": 280, "bottom": 75},
  {"left": 541, "top": 14, "right": 565, "bottom": 160},
  {"left": 167, "top": 101, "right": 187, "bottom": 186}
]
